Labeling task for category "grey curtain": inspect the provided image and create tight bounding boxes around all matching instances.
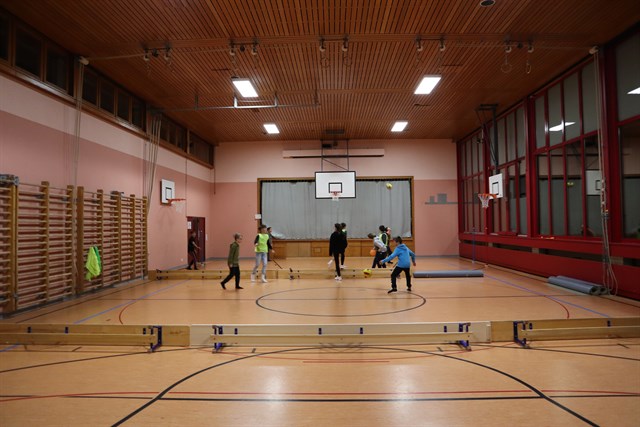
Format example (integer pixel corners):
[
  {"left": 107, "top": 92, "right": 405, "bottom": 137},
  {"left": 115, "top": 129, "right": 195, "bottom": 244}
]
[{"left": 261, "top": 180, "right": 412, "bottom": 239}]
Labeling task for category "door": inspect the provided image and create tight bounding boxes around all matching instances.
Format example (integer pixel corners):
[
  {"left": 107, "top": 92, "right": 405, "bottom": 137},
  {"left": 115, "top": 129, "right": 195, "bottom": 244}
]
[{"left": 187, "top": 216, "right": 206, "bottom": 263}]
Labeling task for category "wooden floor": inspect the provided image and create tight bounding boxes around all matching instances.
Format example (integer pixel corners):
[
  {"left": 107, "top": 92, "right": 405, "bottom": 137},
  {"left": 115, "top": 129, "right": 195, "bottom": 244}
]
[{"left": 1, "top": 257, "right": 639, "bottom": 426}]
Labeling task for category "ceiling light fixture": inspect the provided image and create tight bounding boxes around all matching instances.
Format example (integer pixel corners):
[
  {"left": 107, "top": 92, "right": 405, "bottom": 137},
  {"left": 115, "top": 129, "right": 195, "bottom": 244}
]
[
  {"left": 319, "top": 38, "right": 326, "bottom": 52},
  {"left": 439, "top": 38, "right": 446, "bottom": 52},
  {"left": 342, "top": 36, "right": 349, "bottom": 52},
  {"left": 628, "top": 87, "right": 640, "bottom": 95},
  {"left": 251, "top": 41, "right": 259, "bottom": 56},
  {"left": 142, "top": 49, "right": 150, "bottom": 62},
  {"left": 264, "top": 123, "right": 280, "bottom": 134},
  {"left": 391, "top": 121, "right": 408, "bottom": 132},
  {"left": 480, "top": 0, "right": 495, "bottom": 6},
  {"left": 415, "top": 36, "right": 423, "bottom": 52},
  {"left": 232, "top": 78, "right": 258, "bottom": 98},
  {"left": 414, "top": 75, "right": 442, "bottom": 94}
]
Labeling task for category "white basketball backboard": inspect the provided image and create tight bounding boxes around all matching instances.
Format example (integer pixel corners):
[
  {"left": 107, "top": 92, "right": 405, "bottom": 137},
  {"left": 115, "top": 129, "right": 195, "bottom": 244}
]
[
  {"left": 315, "top": 171, "right": 356, "bottom": 199},
  {"left": 488, "top": 173, "right": 504, "bottom": 198},
  {"left": 161, "top": 179, "right": 175, "bottom": 204}
]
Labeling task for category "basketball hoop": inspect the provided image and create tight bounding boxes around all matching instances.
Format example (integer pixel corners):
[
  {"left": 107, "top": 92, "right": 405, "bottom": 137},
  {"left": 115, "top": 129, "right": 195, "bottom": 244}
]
[
  {"left": 330, "top": 191, "right": 341, "bottom": 202},
  {"left": 478, "top": 193, "right": 497, "bottom": 209},
  {"left": 168, "top": 198, "right": 186, "bottom": 213}
]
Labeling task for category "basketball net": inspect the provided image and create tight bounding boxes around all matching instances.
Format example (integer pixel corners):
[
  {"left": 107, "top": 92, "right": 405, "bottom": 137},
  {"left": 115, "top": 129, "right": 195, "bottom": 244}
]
[
  {"left": 478, "top": 193, "right": 497, "bottom": 209},
  {"left": 169, "top": 198, "right": 186, "bottom": 213},
  {"left": 331, "top": 191, "right": 341, "bottom": 202}
]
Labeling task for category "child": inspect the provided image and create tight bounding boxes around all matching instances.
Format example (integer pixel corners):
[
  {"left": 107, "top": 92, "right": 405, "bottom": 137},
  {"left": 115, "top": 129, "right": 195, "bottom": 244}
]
[
  {"left": 340, "top": 222, "right": 348, "bottom": 268},
  {"left": 329, "top": 223, "right": 347, "bottom": 281},
  {"left": 380, "top": 236, "right": 416, "bottom": 293},
  {"left": 221, "top": 233, "right": 243, "bottom": 290},
  {"left": 251, "top": 225, "right": 272, "bottom": 283},
  {"left": 187, "top": 231, "right": 200, "bottom": 270},
  {"left": 368, "top": 232, "right": 387, "bottom": 269}
]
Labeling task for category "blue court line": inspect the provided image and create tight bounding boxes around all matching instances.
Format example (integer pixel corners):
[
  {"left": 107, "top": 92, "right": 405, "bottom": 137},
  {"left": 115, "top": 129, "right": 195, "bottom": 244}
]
[
  {"left": 0, "top": 279, "right": 189, "bottom": 353},
  {"left": 444, "top": 261, "right": 611, "bottom": 318},
  {"left": 483, "top": 273, "right": 611, "bottom": 318}
]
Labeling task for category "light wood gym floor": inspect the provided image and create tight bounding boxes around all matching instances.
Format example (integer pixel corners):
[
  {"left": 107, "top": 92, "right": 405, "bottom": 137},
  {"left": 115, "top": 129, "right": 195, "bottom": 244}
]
[{"left": 1, "top": 257, "right": 639, "bottom": 426}]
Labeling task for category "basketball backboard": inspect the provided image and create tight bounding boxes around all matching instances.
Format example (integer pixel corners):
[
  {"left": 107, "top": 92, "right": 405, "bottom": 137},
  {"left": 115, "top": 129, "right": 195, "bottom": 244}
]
[
  {"left": 161, "top": 179, "right": 175, "bottom": 204},
  {"left": 315, "top": 171, "right": 356, "bottom": 199},
  {"left": 488, "top": 173, "right": 504, "bottom": 198}
]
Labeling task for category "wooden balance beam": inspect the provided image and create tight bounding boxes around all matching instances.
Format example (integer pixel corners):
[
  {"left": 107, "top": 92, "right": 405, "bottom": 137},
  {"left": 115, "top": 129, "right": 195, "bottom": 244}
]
[
  {"left": 211, "top": 331, "right": 473, "bottom": 347},
  {"left": 0, "top": 324, "right": 163, "bottom": 351},
  {"left": 513, "top": 319, "right": 640, "bottom": 348},
  {"left": 207, "top": 322, "right": 486, "bottom": 350}
]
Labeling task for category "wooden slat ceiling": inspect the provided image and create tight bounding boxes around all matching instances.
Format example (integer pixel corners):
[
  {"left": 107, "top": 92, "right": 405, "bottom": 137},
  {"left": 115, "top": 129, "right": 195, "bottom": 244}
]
[{"left": 2, "top": 0, "right": 639, "bottom": 144}]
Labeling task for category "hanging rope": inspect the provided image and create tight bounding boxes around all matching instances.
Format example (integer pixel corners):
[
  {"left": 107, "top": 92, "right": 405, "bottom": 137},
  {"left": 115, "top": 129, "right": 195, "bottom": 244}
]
[
  {"left": 70, "top": 59, "right": 85, "bottom": 283},
  {"left": 143, "top": 114, "right": 161, "bottom": 214},
  {"left": 592, "top": 49, "right": 617, "bottom": 295}
]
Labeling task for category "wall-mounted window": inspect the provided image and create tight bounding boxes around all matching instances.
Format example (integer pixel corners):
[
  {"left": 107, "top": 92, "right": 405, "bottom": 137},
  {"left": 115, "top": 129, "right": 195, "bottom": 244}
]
[
  {"left": 45, "top": 46, "right": 69, "bottom": 91},
  {"left": 117, "top": 89, "right": 130, "bottom": 121},
  {"left": 0, "top": 13, "right": 9, "bottom": 61},
  {"left": 131, "top": 97, "right": 144, "bottom": 128},
  {"left": 14, "top": 27, "right": 41, "bottom": 76},
  {"left": 82, "top": 69, "right": 98, "bottom": 105},
  {"left": 615, "top": 31, "right": 640, "bottom": 239},
  {"left": 533, "top": 60, "right": 602, "bottom": 238},
  {"left": 99, "top": 81, "right": 115, "bottom": 114},
  {"left": 190, "top": 133, "right": 214, "bottom": 165},
  {"left": 459, "top": 132, "right": 485, "bottom": 233},
  {"left": 485, "top": 106, "right": 527, "bottom": 235}
]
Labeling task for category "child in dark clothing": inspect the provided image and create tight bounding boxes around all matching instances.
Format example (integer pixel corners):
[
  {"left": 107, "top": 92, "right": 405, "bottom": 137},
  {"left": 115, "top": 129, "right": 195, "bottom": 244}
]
[
  {"left": 329, "top": 223, "right": 347, "bottom": 281},
  {"left": 220, "top": 233, "right": 243, "bottom": 290}
]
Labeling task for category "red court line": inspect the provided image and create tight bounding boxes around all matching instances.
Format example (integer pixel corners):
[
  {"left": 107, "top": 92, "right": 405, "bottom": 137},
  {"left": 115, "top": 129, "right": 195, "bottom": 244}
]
[{"left": 3, "top": 388, "right": 637, "bottom": 403}]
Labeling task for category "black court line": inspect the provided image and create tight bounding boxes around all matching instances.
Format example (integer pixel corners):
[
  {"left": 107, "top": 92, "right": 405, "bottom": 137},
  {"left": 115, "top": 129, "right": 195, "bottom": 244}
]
[
  {"left": 111, "top": 346, "right": 601, "bottom": 427},
  {"left": 255, "top": 287, "right": 426, "bottom": 317}
]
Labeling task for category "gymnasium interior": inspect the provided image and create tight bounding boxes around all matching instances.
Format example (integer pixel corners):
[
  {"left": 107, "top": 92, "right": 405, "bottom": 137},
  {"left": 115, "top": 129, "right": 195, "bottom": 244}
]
[{"left": 0, "top": 1, "right": 639, "bottom": 426}]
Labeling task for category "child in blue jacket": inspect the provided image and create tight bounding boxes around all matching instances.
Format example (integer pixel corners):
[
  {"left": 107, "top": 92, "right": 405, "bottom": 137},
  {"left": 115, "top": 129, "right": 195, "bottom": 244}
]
[{"left": 380, "top": 236, "right": 416, "bottom": 293}]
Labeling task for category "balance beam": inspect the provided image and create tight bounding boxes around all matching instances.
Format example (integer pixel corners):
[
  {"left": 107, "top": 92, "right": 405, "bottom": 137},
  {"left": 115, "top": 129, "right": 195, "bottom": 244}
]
[
  {"left": 513, "top": 320, "right": 640, "bottom": 347},
  {"left": 206, "top": 321, "right": 491, "bottom": 350},
  {"left": 414, "top": 270, "right": 483, "bottom": 278},
  {"left": 0, "top": 324, "right": 163, "bottom": 351},
  {"left": 211, "top": 331, "right": 473, "bottom": 347}
]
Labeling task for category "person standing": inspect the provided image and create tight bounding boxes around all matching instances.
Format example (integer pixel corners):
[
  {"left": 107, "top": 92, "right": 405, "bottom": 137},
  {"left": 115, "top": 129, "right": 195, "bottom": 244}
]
[
  {"left": 329, "top": 223, "right": 347, "bottom": 281},
  {"left": 251, "top": 224, "right": 272, "bottom": 283},
  {"left": 340, "top": 222, "right": 348, "bottom": 268},
  {"left": 368, "top": 232, "right": 387, "bottom": 269},
  {"left": 378, "top": 225, "right": 389, "bottom": 268},
  {"left": 385, "top": 227, "right": 394, "bottom": 265},
  {"left": 267, "top": 226, "right": 274, "bottom": 261},
  {"left": 380, "top": 236, "right": 416, "bottom": 293},
  {"left": 187, "top": 231, "right": 200, "bottom": 270},
  {"left": 220, "top": 233, "right": 243, "bottom": 290}
]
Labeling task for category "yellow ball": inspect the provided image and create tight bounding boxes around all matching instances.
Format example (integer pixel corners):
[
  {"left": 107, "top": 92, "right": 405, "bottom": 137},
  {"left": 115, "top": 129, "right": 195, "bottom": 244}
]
[
  {"left": 386, "top": 182, "right": 393, "bottom": 189},
  {"left": 363, "top": 269, "right": 372, "bottom": 278}
]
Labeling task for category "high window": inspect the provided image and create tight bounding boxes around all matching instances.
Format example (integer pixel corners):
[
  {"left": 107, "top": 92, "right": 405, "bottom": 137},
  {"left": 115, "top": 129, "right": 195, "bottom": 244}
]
[
  {"left": 533, "top": 60, "right": 601, "bottom": 237},
  {"left": 615, "top": 32, "right": 640, "bottom": 239}
]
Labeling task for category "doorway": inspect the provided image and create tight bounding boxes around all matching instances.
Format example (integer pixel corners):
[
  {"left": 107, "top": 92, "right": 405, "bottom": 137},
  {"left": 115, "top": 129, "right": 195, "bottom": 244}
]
[{"left": 187, "top": 216, "right": 206, "bottom": 264}]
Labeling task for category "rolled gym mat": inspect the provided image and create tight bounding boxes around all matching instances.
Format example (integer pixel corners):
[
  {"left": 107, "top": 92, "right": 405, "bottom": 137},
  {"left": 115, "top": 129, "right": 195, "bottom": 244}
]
[
  {"left": 556, "top": 276, "right": 608, "bottom": 294},
  {"left": 548, "top": 276, "right": 601, "bottom": 295},
  {"left": 413, "top": 270, "right": 484, "bottom": 278}
]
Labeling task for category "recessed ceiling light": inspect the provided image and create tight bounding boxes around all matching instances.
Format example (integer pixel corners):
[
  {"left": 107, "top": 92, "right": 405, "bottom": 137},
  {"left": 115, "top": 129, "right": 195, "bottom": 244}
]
[
  {"left": 549, "top": 122, "right": 575, "bottom": 132},
  {"left": 391, "top": 121, "right": 408, "bottom": 132},
  {"left": 414, "top": 75, "right": 441, "bottom": 95},
  {"left": 264, "top": 123, "right": 280, "bottom": 134},
  {"left": 231, "top": 78, "right": 258, "bottom": 98},
  {"left": 480, "top": 0, "right": 495, "bottom": 6},
  {"left": 628, "top": 87, "right": 640, "bottom": 95}
]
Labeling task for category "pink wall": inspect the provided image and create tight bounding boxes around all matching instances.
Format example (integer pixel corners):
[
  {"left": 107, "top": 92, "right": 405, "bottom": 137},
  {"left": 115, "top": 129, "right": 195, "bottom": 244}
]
[{"left": 2, "top": 75, "right": 459, "bottom": 270}]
